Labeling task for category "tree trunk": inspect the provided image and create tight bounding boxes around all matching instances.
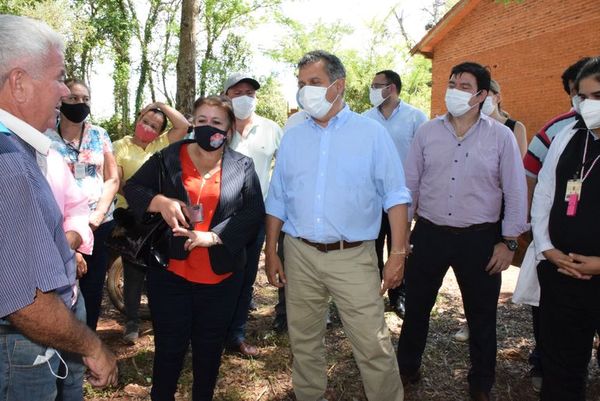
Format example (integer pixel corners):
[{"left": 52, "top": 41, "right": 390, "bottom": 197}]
[{"left": 176, "top": 0, "right": 199, "bottom": 117}]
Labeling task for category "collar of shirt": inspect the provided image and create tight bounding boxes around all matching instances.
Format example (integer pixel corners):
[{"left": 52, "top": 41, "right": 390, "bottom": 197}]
[
  {"left": 377, "top": 100, "right": 402, "bottom": 121},
  {"left": 440, "top": 112, "right": 492, "bottom": 141},
  {"left": 0, "top": 108, "right": 51, "bottom": 156},
  {"left": 307, "top": 103, "right": 351, "bottom": 130}
]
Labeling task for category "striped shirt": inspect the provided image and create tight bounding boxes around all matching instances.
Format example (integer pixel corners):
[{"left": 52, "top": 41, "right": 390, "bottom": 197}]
[
  {"left": 0, "top": 120, "right": 75, "bottom": 318},
  {"left": 523, "top": 110, "right": 577, "bottom": 177}
]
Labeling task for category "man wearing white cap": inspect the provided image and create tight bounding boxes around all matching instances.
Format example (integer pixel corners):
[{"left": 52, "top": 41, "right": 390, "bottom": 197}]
[{"left": 223, "top": 72, "right": 283, "bottom": 356}]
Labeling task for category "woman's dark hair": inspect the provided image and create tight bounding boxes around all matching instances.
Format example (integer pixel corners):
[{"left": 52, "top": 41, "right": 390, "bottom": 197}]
[
  {"left": 192, "top": 95, "right": 236, "bottom": 133},
  {"left": 574, "top": 56, "right": 600, "bottom": 92},
  {"left": 142, "top": 108, "right": 168, "bottom": 133},
  {"left": 64, "top": 78, "right": 90, "bottom": 95}
]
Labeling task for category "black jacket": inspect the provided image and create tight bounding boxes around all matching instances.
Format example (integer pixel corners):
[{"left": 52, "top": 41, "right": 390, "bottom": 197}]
[{"left": 123, "top": 139, "right": 265, "bottom": 275}]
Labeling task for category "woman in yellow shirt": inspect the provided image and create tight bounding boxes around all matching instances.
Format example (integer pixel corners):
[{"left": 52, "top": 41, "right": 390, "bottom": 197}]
[{"left": 113, "top": 102, "right": 190, "bottom": 343}]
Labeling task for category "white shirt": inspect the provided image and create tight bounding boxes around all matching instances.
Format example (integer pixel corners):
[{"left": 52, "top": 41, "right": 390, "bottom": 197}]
[
  {"left": 513, "top": 118, "right": 579, "bottom": 306},
  {"left": 362, "top": 101, "right": 428, "bottom": 165},
  {"left": 230, "top": 114, "right": 283, "bottom": 200},
  {"left": 0, "top": 108, "right": 51, "bottom": 173}
]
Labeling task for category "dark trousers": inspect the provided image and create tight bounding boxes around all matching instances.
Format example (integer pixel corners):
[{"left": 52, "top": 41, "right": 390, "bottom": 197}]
[
  {"left": 79, "top": 220, "right": 115, "bottom": 330},
  {"left": 397, "top": 219, "right": 500, "bottom": 393},
  {"left": 375, "top": 212, "right": 403, "bottom": 304},
  {"left": 529, "top": 305, "right": 542, "bottom": 373},
  {"left": 227, "top": 222, "right": 265, "bottom": 345},
  {"left": 147, "top": 266, "right": 243, "bottom": 401},
  {"left": 123, "top": 258, "right": 146, "bottom": 327},
  {"left": 538, "top": 260, "right": 600, "bottom": 401},
  {"left": 274, "top": 232, "right": 286, "bottom": 318}
]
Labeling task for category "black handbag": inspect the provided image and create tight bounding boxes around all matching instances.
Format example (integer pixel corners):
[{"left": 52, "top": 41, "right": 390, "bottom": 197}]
[{"left": 106, "top": 152, "right": 169, "bottom": 268}]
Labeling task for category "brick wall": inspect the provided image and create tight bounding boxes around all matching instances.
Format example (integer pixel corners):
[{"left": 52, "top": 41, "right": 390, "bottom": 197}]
[{"left": 429, "top": 0, "right": 600, "bottom": 139}]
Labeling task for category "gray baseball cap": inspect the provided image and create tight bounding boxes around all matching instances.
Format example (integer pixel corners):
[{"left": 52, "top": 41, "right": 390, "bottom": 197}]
[{"left": 223, "top": 72, "right": 260, "bottom": 93}]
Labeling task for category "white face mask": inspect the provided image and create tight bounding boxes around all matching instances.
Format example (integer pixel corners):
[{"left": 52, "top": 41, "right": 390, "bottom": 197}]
[
  {"left": 481, "top": 96, "right": 495, "bottom": 116},
  {"left": 297, "top": 80, "right": 339, "bottom": 119},
  {"left": 579, "top": 98, "right": 600, "bottom": 130},
  {"left": 231, "top": 95, "right": 256, "bottom": 120},
  {"left": 369, "top": 86, "right": 390, "bottom": 108},
  {"left": 445, "top": 88, "right": 481, "bottom": 117},
  {"left": 572, "top": 95, "right": 582, "bottom": 114}
]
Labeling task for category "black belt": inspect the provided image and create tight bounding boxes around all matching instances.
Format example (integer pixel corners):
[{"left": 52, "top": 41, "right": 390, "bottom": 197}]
[
  {"left": 0, "top": 324, "right": 19, "bottom": 335},
  {"left": 418, "top": 217, "right": 498, "bottom": 234},
  {"left": 300, "top": 238, "right": 363, "bottom": 253}
]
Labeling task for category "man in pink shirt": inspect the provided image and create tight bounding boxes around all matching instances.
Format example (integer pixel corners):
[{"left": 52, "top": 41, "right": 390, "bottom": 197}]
[{"left": 398, "top": 62, "right": 528, "bottom": 401}]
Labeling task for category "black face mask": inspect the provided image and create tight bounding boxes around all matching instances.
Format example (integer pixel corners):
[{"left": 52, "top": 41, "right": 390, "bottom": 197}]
[
  {"left": 60, "top": 102, "right": 90, "bottom": 123},
  {"left": 193, "top": 125, "right": 227, "bottom": 152}
]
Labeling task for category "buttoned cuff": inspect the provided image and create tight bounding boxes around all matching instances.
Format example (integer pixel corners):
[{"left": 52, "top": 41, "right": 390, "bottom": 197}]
[{"left": 63, "top": 218, "right": 94, "bottom": 255}]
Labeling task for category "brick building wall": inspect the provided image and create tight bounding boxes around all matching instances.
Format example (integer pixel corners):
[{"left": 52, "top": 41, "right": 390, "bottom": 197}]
[{"left": 428, "top": 0, "right": 600, "bottom": 139}]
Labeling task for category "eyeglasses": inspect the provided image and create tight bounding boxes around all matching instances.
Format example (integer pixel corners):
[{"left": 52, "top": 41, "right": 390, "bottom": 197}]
[{"left": 370, "top": 83, "right": 390, "bottom": 89}]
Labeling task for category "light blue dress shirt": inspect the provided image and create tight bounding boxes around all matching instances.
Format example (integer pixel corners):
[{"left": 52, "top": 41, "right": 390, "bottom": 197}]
[
  {"left": 266, "top": 105, "right": 411, "bottom": 243},
  {"left": 362, "top": 101, "right": 428, "bottom": 165}
]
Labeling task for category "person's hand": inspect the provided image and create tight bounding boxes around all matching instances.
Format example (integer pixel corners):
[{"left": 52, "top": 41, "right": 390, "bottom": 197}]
[
  {"left": 156, "top": 197, "right": 189, "bottom": 229},
  {"left": 82, "top": 341, "right": 118, "bottom": 388},
  {"left": 265, "top": 251, "right": 286, "bottom": 288},
  {"left": 88, "top": 210, "right": 105, "bottom": 231},
  {"left": 542, "top": 248, "right": 590, "bottom": 279},
  {"left": 75, "top": 252, "right": 87, "bottom": 278},
  {"left": 560, "top": 253, "right": 600, "bottom": 278},
  {"left": 172, "top": 227, "right": 217, "bottom": 250},
  {"left": 380, "top": 253, "right": 405, "bottom": 296},
  {"left": 485, "top": 242, "right": 513, "bottom": 275}
]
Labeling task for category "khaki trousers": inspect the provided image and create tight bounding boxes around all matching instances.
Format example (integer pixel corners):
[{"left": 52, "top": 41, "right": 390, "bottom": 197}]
[{"left": 284, "top": 236, "right": 403, "bottom": 401}]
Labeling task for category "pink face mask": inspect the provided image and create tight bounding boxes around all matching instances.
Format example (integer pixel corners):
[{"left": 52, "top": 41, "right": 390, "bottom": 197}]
[{"left": 134, "top": 123, "right": 159, "bottom": 143}]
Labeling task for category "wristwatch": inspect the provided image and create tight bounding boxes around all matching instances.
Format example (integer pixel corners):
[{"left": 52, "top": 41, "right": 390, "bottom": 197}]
[{"left": 502, "top": 239, "right": 518, "bottom": 252}]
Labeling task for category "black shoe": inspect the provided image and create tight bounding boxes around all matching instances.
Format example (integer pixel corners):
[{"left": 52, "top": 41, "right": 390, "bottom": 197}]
[
  {"left": 400, "top": 369, "right": 421, "bottom": 386},
  {"left": 395, "top": 295, "right": 406, "bottom": 319},
  {"left": 469, "top": 389, "right": 490, "bottom": 401},
  {"left": 273, "top": 314, "right": 287, "bottom": 333}
]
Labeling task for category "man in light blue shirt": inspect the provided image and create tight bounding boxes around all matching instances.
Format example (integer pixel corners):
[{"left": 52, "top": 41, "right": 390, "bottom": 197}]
[
  {"left": 265, "top": 50, "right": 410, "bottom": 401},
  {"left": 363, "top": 70, "right": 428, "bottom": 317}
]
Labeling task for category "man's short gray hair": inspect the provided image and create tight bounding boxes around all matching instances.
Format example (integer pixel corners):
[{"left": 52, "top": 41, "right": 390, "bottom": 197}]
[
  {"left": 0, "top": 14, "right": 65, "bottom": 86},
  {"left": 297, "top": 50, "right": 346, "bottom": 82}
]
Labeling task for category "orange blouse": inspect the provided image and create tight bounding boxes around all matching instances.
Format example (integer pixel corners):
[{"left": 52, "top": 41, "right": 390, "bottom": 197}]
[{"left": 168, "top": 144, "right": 232, "bottom": 284}]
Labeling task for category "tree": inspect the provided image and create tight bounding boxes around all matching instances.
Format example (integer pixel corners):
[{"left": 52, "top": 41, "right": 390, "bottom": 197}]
[
  {"left": 196, "top": 0, "right": 281, "bottom": 98},
  {"left": 255, "top": 74, "right": 287, "bottom": 127},
  {"left": 175, "top": 0, "right": 199, "bottom": 116}
]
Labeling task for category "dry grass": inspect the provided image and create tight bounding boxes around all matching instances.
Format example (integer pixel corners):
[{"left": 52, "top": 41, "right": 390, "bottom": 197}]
[{"left": 87, "top": 265, "right": 600, "bottom": 401}]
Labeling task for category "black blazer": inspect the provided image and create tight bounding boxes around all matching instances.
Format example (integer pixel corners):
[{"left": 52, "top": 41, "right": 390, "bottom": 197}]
[{"left": 123, "top": 139, "right": 265, "bottom": 275}]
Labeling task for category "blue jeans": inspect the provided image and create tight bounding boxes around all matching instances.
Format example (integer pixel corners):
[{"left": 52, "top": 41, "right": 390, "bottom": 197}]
[
  {"left": 79, "top": 220, "right": 115, "bottom": 330},
  {"left": 227, "top": 222, "right": 265, "bottom": 345},
  {"left": 147, "top": 266, "right": 243, "bottom": 401},
  {"left": 56, "top": 292, "right": 87, "bottom": 401},
  {"left": 0, "top": 330, "right": 60, "bottom": 401}
]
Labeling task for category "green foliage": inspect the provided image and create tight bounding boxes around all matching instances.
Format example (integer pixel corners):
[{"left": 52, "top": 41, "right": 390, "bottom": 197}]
[
  {"left": 268, "top": 18, "right": 424, "bottom": 114},
  {"left": 93, "top": 114, "right": 133, "bottom": 142},
  {"left": 255, "top": 74, "right": 288, "bottom": 127},
  {"left": 197, "top": 0, "right": 282, "bottom": 97}
]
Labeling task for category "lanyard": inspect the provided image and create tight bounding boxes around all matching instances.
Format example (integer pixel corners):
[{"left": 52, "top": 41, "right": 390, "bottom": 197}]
[
  {"left": 580, "top": 130, "right": 600, "bottom": 183},
  {"left": 57, "top": 123, "right": 85, "bottom": 159}
]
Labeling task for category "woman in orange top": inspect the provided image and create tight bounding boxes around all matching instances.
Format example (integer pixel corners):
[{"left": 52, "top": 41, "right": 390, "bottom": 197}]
[{"left": 124, "top": 95, "right": 264, "bottom": 401}]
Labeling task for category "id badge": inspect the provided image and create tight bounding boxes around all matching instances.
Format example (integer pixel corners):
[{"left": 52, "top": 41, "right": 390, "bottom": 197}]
[
  {"left": 187, "top": 204, "right": 204, "bottom": 224},
  {"left": 564, "top": 179, "right": 582, "bottom": 201},
  {"left": 74, "top": 162, "right": 86, "bottom": 180}
]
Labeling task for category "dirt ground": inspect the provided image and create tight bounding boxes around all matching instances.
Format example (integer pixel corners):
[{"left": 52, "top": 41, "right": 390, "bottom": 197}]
[{"left": 87, "top": 263, "right": 600, "bottom": 401}]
